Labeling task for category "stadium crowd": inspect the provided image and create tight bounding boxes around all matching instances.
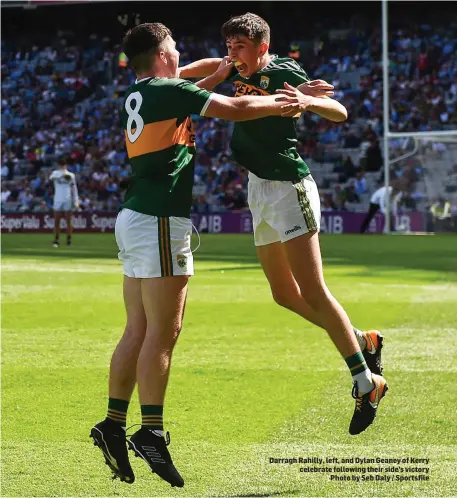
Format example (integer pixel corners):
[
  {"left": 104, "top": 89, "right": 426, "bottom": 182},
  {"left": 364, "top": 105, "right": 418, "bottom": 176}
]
[{"left": 2, "top": 8, "right": 457, "bottom": 216}]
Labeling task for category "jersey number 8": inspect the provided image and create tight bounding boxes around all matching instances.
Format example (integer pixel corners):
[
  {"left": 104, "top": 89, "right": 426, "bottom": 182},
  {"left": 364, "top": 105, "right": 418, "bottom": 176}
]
[{"left": 125, "top": 91, "right": 144, "bottom": 143}]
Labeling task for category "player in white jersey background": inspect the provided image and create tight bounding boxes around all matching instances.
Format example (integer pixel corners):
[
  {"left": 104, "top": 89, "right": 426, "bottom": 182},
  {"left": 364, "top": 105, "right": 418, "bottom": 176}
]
[{"left": 49, "top": 158, "right": 79, "bottom": 247}]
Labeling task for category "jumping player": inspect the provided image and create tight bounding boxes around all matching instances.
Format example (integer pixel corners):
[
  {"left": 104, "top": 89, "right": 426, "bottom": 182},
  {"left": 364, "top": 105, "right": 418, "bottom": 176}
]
[
  {"left": 179, "top": 13, "right": 388, "bottom": 436},
  {"left": 90, "top": 22, "right": 305, "bottom": 488}
]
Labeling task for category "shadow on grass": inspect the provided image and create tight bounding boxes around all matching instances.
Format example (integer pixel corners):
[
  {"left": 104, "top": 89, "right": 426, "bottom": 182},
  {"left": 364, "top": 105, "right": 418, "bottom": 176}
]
[
  {"left": 193, "top": 234, "right": 457, "bottom": 280},
  {"left": 2, "top": 233, "right": 456, "bottom": 280}
]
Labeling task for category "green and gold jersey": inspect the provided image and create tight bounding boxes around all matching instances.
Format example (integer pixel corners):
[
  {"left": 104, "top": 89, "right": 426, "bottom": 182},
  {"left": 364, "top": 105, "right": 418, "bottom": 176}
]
[
  {"left": 121, "top": 77, "right": 213, "bottom": 217},
  {"left": 227, "top": 56, "right": 311, "bottom": 181}
]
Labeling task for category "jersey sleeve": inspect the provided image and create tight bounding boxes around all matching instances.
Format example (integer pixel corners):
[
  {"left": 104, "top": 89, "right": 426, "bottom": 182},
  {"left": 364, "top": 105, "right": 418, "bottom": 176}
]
[
  {"left": 282, "top": 68, "right": 310, "bottom": 87},
  {"left": 165, "top": 79, "right": 214, "bottom": 117}
]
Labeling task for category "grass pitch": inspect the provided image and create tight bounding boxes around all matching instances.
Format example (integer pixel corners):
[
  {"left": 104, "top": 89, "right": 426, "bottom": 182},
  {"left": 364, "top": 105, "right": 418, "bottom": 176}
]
[{"left": 2, "top": 233, "right": 457, "bottom": 497}]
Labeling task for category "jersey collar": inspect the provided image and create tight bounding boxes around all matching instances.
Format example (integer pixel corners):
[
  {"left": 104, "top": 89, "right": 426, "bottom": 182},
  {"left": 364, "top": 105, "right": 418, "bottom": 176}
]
[
  {"left": 135, "top": 77, "right": 154, "bottom": 84},
  {"left": 259, "top": 54, "right": 278, "bottom": 73}
]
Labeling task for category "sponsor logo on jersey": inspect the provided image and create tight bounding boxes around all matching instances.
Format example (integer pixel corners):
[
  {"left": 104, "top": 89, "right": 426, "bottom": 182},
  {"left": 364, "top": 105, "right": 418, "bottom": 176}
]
[
  {"left": 285, "top": 225, "right": 302, "bottom": 235},
  {"left": 260, "top": 76, "right": 270, "bottom": 89},
  {"left": 233, "top": 81, "right": 270, "bottom": 98},
  {"left": 177, "top": 254, "right": 187, "bottom": 269}
]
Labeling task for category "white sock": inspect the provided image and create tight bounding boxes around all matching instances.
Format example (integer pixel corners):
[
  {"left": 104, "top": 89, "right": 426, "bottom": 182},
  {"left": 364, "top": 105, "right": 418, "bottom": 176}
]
[{"left": 353, "top": 369, "right": 374, "bottom": 395}]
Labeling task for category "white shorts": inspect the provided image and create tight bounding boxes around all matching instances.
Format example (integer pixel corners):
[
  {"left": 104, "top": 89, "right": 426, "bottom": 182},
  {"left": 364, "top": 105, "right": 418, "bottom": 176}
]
[
  {"left": 115, "top": 208, "right": 194, "bottom": 278},
  {"left": 248, "top": 173, "right": 321, "bottom": 247},
  {"left": 54, "top": 200, "right": 73, "bottom": 211}
]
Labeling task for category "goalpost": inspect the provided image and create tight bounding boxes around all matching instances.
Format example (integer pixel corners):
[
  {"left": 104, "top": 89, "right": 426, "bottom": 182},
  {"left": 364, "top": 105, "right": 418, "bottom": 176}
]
[{"left": 381, "top": 0, "right": 457, "bottom": 233}]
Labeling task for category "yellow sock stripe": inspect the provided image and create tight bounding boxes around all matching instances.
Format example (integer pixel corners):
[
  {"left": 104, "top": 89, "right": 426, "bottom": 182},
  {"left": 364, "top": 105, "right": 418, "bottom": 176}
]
[
  {"left": 107, "top": 409, "right": 127, "bottom": 416},
  {"left": 350, "top": 362, "right": 366, "bottom": 372},
  {"left": 107, "top": 413, "right": 127, "bottom": 421}
]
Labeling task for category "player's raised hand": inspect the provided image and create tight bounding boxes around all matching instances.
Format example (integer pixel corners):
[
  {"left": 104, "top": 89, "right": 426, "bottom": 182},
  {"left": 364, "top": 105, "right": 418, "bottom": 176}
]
[
  {"left": 214, "top": 56, "right": 234, "bottom": 81},
  {"left": 276, "top": 82, "right": 316, "bottom": 117},
  {"left": 297, "top": 79, "right": 334, "bottom": 98}
]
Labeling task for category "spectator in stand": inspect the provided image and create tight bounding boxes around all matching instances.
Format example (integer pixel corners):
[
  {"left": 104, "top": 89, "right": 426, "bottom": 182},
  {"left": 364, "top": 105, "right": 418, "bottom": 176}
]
[
  {"left": 109, "top": 157, "right": 122, "bottom": 177},
  {"left": 80, "top": 194, "right": 95, "bottom": 212},
  {"left": 31, "top": 171, "right": 47, "bottom": 197},
  {"left": 1, "top": 163, "right": 9, "bottom": 178},
  {"left": 90, "top": 163, "right": 109, "bottom": 198},
  {"left": 232, "top": 184, "right": 248, "bottom": 211},
  {"left": 2, "top": 12, "right": 457, "bottom": 217},
  {"left": 33, "top": 199, "right": 51, "bottom": 213},
  {"left": 333, "top": 185, "right": 346, "bottom": 211},
  {"left": 321, "top": 193, "right": 337, "bottom": 212},
  {"left": 354, "top": 171, "right": 368, "bottom": 196},
  {"left": 365, "top": 139, "right": 383, "bottom": 172},
  {"left": 1, "top": 184, "right": 12, "bottom": 204},
  {"left": 345, "top": 184, "right": 361, "bottom": 204},
  {"left": 335, "top": 154, "right": 357, "bottom": 182},
  {"left": 218, "top": 184, "right": 247, "bottom": 211},
  {"left": 18, "top": 187, "right": 34, "bottom": 211},
  {"left": 105, "top": 177, "right": 119, "bottom": 195},
  {"left": 343, "top": 155, "right": 357, "bottom": 179}
]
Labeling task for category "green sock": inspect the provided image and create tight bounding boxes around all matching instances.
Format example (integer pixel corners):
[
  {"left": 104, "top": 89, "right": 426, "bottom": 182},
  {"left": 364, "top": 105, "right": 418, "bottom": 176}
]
[
  {"left": 141, "top": 405, "right": 164, "bottom": 431},
  {"left": 345, "top": 351, "right": 373, "bottom": 394},
  {"left": 106, "top": 397, "right": 129, "bottom": 427},
  {"left": 353, "top": 327, "right": 367, "bottom": 350}
]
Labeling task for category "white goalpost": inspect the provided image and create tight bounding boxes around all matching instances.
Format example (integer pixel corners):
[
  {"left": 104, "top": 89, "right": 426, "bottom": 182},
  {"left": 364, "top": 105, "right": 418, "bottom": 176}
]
[{"left": 381, "top": 0, "right": 457, "bottom": 233}]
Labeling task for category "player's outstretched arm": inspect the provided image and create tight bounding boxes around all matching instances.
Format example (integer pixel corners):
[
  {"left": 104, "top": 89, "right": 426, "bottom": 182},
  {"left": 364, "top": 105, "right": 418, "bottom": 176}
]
[
  {"left": 195, "top": 57, "right": 234, "bottom": 91},
  {"left": 178, "top": 58, "right": 223, "bottom": 79},
  {"left": 277, "top": 82, "right": 347, "bottom": 122},
  {"left": 308, "top": 96, "right": 347, "bottom": 122},
  {"left": 203, "top": 93, "right": 284, "bottom": 122}
]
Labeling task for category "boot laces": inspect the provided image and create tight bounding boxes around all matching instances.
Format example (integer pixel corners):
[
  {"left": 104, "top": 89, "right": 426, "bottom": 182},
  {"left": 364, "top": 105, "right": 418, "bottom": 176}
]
[{"left": 352, "top": 382, "right": 363, "bottom": 412}]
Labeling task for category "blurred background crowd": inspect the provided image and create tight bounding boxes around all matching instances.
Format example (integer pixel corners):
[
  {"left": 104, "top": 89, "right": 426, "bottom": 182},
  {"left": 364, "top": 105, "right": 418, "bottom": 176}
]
[{"left": 1, "top": 1, "right": 457, "bottom": 223}]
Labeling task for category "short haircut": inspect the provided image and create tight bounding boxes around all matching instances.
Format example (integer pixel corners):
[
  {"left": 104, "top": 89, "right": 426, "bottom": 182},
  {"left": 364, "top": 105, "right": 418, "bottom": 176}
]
[
  {"left": 122, "top": 23, "right": 172, "bottom": 73},
  {"left": 221, "top": 13, "right": 270, "bottom": 45}
]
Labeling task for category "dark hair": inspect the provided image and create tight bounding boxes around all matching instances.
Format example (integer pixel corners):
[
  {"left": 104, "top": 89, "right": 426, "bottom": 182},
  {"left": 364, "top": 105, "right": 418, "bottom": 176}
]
[
  {"left": 122, "top": 23, "right": 172, "bottom": 73},
  {"left": 221, "top": 13, "right": 270, "bottom": 45}
]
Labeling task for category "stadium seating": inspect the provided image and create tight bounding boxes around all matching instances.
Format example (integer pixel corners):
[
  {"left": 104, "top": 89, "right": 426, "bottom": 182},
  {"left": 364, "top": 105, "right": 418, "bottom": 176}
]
[{"left": 2, "top": 14, "right": 457, "bottom": 216}]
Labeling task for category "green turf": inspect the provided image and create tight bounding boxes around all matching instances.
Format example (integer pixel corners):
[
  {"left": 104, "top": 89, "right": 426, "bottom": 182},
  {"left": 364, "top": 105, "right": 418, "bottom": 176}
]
[{"left": 2, "top": 233, "right": 457, "bottom": 497}]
